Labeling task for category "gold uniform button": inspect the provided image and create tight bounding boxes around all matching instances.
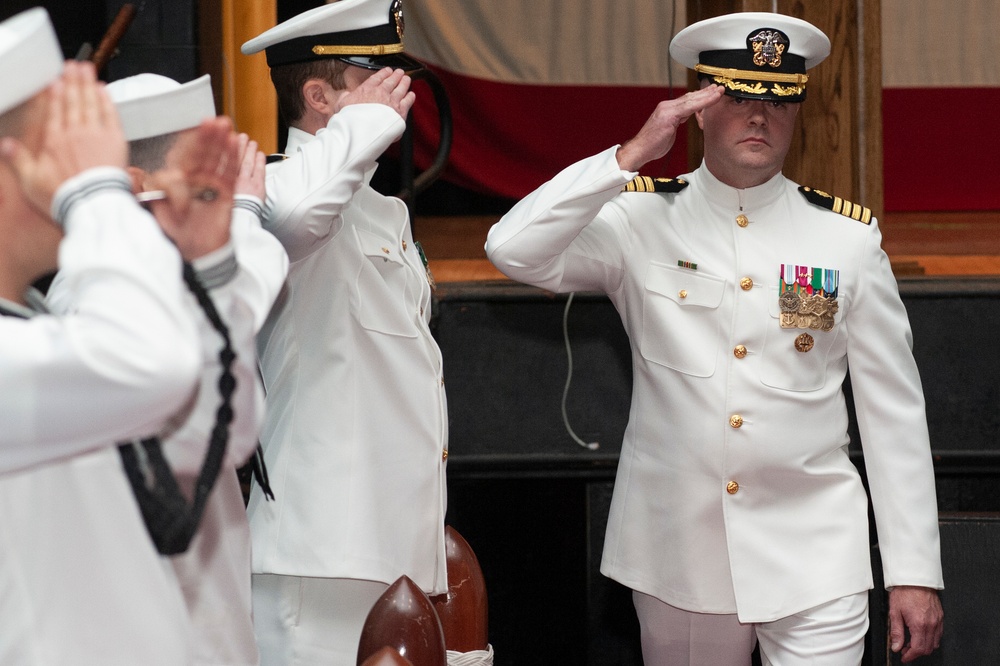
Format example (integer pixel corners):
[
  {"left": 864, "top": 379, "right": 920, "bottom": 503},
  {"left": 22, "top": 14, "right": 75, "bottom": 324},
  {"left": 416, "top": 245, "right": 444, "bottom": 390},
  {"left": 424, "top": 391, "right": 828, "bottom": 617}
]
[
  {"left": 736, "top": 214, "right": 749, "bottom": 228},
  {"left": 442, "top": 449, "right": 448, "bottom": 462},
  {"left": 381, "top": 247, "right": 390, "bottom": 254},
  {"left": 734, "top": 345, "right": 748, "bottom": 359},
  {"left": 727, "top": 481, "right": 740, "bottom": 495},
  {"left": 729, "top": 414, "right": 744, "bottom": 428},
  {"left": 740, "top": 277, "right": 754, "bottom": 291},
  {"left": 402, "top": 240, "right": 408, "bottom": 251},
  {"left": 678, "top": 289, "right": 688, "bottom": 299}
]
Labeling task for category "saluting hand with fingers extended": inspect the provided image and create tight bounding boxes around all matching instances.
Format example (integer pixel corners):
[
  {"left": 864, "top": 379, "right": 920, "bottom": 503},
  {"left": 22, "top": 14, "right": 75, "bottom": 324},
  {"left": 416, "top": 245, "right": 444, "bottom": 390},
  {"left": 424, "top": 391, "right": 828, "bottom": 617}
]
[
  {"left": 146, "top": 117, "right": 241, "bottom": 261},
  {"left": 0, "top": 61, "right": 128, "bottom": 217},
  {"left": 335, "top": 67, "right": 416, "bottom": 121},
  {"left": 616, "top": 84, "right": 725, "bottom": 173}
]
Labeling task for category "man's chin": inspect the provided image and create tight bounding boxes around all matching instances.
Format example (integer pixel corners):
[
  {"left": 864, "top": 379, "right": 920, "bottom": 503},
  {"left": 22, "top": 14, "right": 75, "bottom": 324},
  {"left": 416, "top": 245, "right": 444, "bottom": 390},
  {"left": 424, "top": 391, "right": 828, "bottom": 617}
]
[{"left": 735, "top": 151, "right": 777, "bottom": 169}]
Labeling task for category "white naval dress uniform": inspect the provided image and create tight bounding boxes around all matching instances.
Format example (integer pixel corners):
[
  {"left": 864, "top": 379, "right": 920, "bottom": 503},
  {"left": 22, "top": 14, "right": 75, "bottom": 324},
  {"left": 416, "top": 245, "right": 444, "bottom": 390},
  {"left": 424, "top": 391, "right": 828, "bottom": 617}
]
[
  {"left": 248, "top": 103, "right": 448, "bottom": 648},
  {"left": 51, "top": 195, "right": 289, "bottom": 666},
  {"left": 0, "top": 168, "right": 201, "bottom": 664},
  {"left": 485, "top": 147, "right": 943, "bottom": 623}
]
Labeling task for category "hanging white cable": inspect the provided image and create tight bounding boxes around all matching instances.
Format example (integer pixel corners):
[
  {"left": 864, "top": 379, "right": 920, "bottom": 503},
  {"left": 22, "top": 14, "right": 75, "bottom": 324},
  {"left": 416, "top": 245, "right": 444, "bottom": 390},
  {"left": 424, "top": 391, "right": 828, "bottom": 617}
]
[{"left": 561, "top": 292, "right": 599, "bottom": 451}]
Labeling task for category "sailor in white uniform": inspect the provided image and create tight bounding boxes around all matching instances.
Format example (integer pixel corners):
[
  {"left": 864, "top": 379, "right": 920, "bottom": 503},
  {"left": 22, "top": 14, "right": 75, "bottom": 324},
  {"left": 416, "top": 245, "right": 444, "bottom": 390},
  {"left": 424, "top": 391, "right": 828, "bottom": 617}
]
[
  {"left": 0, "top": 9, "right": 205, "bottom": 664},
  {"left": 92, "top": 72, "right": 285, "bottom": 666}
]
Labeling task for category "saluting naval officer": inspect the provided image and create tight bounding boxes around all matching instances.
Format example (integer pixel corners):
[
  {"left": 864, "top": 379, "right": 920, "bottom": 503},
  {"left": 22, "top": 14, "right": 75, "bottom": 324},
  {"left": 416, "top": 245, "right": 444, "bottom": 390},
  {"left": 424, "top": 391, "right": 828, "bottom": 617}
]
[
  {"left": 239, "top": 1, "right": 450, "bottom": 663},
  {"left": 486, "top": 12, "right": 943, "bottom": 665},
  {"left": 0, "top": 8, "right": 222, "bottom": 664}
]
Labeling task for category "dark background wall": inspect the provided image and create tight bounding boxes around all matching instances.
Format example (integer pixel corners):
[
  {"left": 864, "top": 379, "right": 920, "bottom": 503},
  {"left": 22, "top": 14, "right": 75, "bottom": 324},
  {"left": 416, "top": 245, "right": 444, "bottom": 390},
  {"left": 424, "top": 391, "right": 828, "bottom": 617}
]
[{"left": 1, "top": 1, "right": 199, "bottom": 83}]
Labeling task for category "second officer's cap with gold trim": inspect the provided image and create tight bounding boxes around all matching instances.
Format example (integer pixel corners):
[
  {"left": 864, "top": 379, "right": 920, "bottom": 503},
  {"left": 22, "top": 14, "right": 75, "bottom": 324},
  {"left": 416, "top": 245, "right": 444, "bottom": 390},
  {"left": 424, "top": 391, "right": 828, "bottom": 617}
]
[
  {"left": 241, "top": 0, "right": 423, "bottom": 73},
  {"left": 669, "top": 12, "right": 830, "bottom": 102}
]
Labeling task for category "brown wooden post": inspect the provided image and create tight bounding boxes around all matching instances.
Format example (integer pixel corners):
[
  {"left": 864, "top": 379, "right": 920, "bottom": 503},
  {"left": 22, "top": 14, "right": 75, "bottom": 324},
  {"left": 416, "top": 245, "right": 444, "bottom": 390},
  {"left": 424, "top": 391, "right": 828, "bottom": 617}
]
[
  {"left": 684, "top": 0, "right": 883, "bottom": 219},
  {"left": 200, "top": 0, "right": 278, "bottom": 155}
]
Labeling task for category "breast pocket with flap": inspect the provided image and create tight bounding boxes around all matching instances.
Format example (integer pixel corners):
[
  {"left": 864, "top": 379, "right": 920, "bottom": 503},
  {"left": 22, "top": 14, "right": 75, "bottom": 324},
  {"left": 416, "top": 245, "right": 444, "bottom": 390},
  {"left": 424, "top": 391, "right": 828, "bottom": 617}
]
[
  {"left": 351, "top": 226, "right": 417, "bottom": 338},
  {"left": 759, "top": 285, "right": 842, "bottom": 391},
  {"left": 640, "top": 263, "right": 726, "bottom": 377}
]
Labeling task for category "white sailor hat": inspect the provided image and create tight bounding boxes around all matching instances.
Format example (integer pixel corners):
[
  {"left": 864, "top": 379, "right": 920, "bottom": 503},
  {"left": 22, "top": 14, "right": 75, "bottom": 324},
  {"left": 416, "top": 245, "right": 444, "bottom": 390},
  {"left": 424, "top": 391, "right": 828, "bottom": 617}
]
[
  {"left": 0, "top": 8, "right": 64, "bottom": 116},
  {"left": 669, "top": 12, "right": 830, "bottom": 102},
  {"left": 241, "top": 0, "right": 423, "bottom": 73},
  {"left": 106, "top": 74, "right": 216, "bottom": 141}
]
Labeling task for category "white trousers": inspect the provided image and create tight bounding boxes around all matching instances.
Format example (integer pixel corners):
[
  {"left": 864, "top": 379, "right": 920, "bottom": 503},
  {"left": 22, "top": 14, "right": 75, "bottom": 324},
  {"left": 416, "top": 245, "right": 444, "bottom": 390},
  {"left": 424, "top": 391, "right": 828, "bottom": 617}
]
[
  {"left": 252, "top": 574, "right": 388, "bottom": 666},
  {"left": 633, "top": 590, "right": 869, "bottom": 666}
]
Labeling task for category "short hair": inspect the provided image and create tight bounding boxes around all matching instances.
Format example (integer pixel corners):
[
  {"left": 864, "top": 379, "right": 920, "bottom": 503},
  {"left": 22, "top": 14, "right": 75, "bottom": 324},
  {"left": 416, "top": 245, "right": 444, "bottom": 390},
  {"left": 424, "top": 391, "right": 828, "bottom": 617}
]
[
  {"left": 270, "top": 59, "right": 348, "bottom": 126},
  {"left": 127, "top": 132, "right": 180, "bottom": 172}
]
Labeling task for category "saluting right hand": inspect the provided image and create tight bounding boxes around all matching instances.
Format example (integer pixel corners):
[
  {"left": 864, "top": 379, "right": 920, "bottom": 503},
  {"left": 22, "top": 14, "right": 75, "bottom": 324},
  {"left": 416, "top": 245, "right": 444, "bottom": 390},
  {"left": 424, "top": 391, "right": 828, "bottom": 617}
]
[
  {"left": 145, "top": 117, "right": 240, "bottom": 261},
  {"left": 334, "top": 67, "right": 416, "bottom": 121},
  {"left": 234, "top": 133, "right": 266, "bottom": 201},
  {"left": 0, "top": 60, "right": 127, "bottom": 216},
  {"left": 615, "top": 84, "right": 725, "bottom": 173}
]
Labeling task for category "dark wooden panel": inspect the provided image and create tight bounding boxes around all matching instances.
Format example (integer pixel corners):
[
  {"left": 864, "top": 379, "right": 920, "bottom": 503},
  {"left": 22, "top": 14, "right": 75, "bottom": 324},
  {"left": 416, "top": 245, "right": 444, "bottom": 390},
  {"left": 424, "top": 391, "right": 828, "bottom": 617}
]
[
  {"left": 869, "top": 514, "right": 1000, "bottom": 665},
  {"left": 439, "top": 278, "right": 1000, "bottom": 481}
]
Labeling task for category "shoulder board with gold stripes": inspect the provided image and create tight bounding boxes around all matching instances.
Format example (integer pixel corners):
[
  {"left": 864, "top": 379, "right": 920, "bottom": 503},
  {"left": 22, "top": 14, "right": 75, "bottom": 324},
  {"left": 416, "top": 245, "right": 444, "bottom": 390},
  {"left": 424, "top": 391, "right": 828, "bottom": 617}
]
[
  {"left": 798, "top": 186, "right": 872, "bottom": 224},
  {"left": 266, "top": 153, "right": 289, "bottom": 164},
  {"left": 622, "top": 176, "right": 689, "bottom": 194}
]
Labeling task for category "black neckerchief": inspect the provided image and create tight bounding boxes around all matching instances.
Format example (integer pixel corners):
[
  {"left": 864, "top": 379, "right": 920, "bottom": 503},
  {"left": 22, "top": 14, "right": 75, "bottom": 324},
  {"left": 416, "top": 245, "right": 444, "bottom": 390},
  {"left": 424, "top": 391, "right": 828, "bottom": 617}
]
[
  {"left": 4, "top": 268, "right": 259, "bottom": 555},
  {"left": 118, "top": 262, "right": 236, "bottom": 555}
]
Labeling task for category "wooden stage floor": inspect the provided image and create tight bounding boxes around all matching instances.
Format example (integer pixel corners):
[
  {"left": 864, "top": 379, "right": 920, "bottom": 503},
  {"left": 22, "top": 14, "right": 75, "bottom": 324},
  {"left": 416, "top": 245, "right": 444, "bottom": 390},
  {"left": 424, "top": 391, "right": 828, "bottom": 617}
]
[{"left": 418, "top": 211, "right": 1000, "bottom": 282}]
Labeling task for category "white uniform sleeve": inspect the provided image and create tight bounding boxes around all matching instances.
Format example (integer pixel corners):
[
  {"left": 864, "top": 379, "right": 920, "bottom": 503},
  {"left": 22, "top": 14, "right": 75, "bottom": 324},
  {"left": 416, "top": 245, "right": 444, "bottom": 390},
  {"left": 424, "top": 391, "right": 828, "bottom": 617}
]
[
  {"left": 846, "top": 219, "right": 944, "bottom": 590},
  {"left": 264, "top": 104, "right": 406, "bottom": 262},
  {"left": 208, "top": 196, "right": 290, "bottom": 332},
  {"left": 1, "top": 168, "right": 200, "bottom": 473},
  {"left": 193, "top": 199, "right": 289, "bottom": 467},
  {"left": 485, "top": 146, "right": 636, "bottom": 294}
]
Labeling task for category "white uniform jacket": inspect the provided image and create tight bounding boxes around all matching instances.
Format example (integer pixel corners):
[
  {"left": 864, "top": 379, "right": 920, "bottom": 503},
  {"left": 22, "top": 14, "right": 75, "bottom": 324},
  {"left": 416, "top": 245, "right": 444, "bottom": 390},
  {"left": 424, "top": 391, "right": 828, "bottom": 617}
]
[
  {"left": 485, "top": 148, "right": 943, "bottom": 622},
  {"left": 0, "top": 168, "right": 201, "bottom": 664},
  {"left": 249, "top": 105, "right": 449, "bottom": 595}
]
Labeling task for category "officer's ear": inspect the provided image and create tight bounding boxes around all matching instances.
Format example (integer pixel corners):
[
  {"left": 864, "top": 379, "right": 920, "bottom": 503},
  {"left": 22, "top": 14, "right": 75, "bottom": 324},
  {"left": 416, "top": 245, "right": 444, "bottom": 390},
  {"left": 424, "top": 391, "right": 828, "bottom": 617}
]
[{"left": 301, "top": 78, "right": 336, "bottom": 117}]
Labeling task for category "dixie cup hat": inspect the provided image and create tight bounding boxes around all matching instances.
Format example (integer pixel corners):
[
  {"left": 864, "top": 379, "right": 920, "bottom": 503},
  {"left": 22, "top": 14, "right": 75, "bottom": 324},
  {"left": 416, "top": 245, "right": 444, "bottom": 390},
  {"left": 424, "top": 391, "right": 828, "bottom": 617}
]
[
  {"left": 106, "top": 73, "right": 216, "bottom": 141},
  {"left": 0, "top": 8, "right": 64, "bottom": 116}
]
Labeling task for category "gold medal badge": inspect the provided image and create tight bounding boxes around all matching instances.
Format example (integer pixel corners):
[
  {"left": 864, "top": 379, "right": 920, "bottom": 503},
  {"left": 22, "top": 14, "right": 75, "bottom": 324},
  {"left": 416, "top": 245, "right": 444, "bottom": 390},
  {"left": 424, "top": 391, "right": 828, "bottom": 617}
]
[{"left": 778, "top": 264, "right": 839, "bottom": 332}]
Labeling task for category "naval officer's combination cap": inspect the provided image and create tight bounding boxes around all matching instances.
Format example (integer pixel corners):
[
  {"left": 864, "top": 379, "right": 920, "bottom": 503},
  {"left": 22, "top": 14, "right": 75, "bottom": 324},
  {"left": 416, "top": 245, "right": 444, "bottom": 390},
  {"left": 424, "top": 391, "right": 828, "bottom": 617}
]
[
  {"left": 106, "top": 74, "right": 216, "bottom": 141},
  {"left": 0, "top": 7, "right": 63, "bottom": 116},
  {"left": 669, "top": 12, "right": 830, "bottom": 102},
  {"left": 241, "top": 0, "right": 423, "bottom": 74}
]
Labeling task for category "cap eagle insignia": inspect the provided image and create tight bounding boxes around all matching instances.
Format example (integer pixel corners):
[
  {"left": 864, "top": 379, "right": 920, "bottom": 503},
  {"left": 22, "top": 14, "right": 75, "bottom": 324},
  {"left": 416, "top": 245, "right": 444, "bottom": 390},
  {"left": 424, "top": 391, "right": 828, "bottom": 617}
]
[
  {"left": 749, "top": 29, "right": 787, "bottom": 68},
  {"left": 391, "top": 0, "right": 404, "bottom": 40}
]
